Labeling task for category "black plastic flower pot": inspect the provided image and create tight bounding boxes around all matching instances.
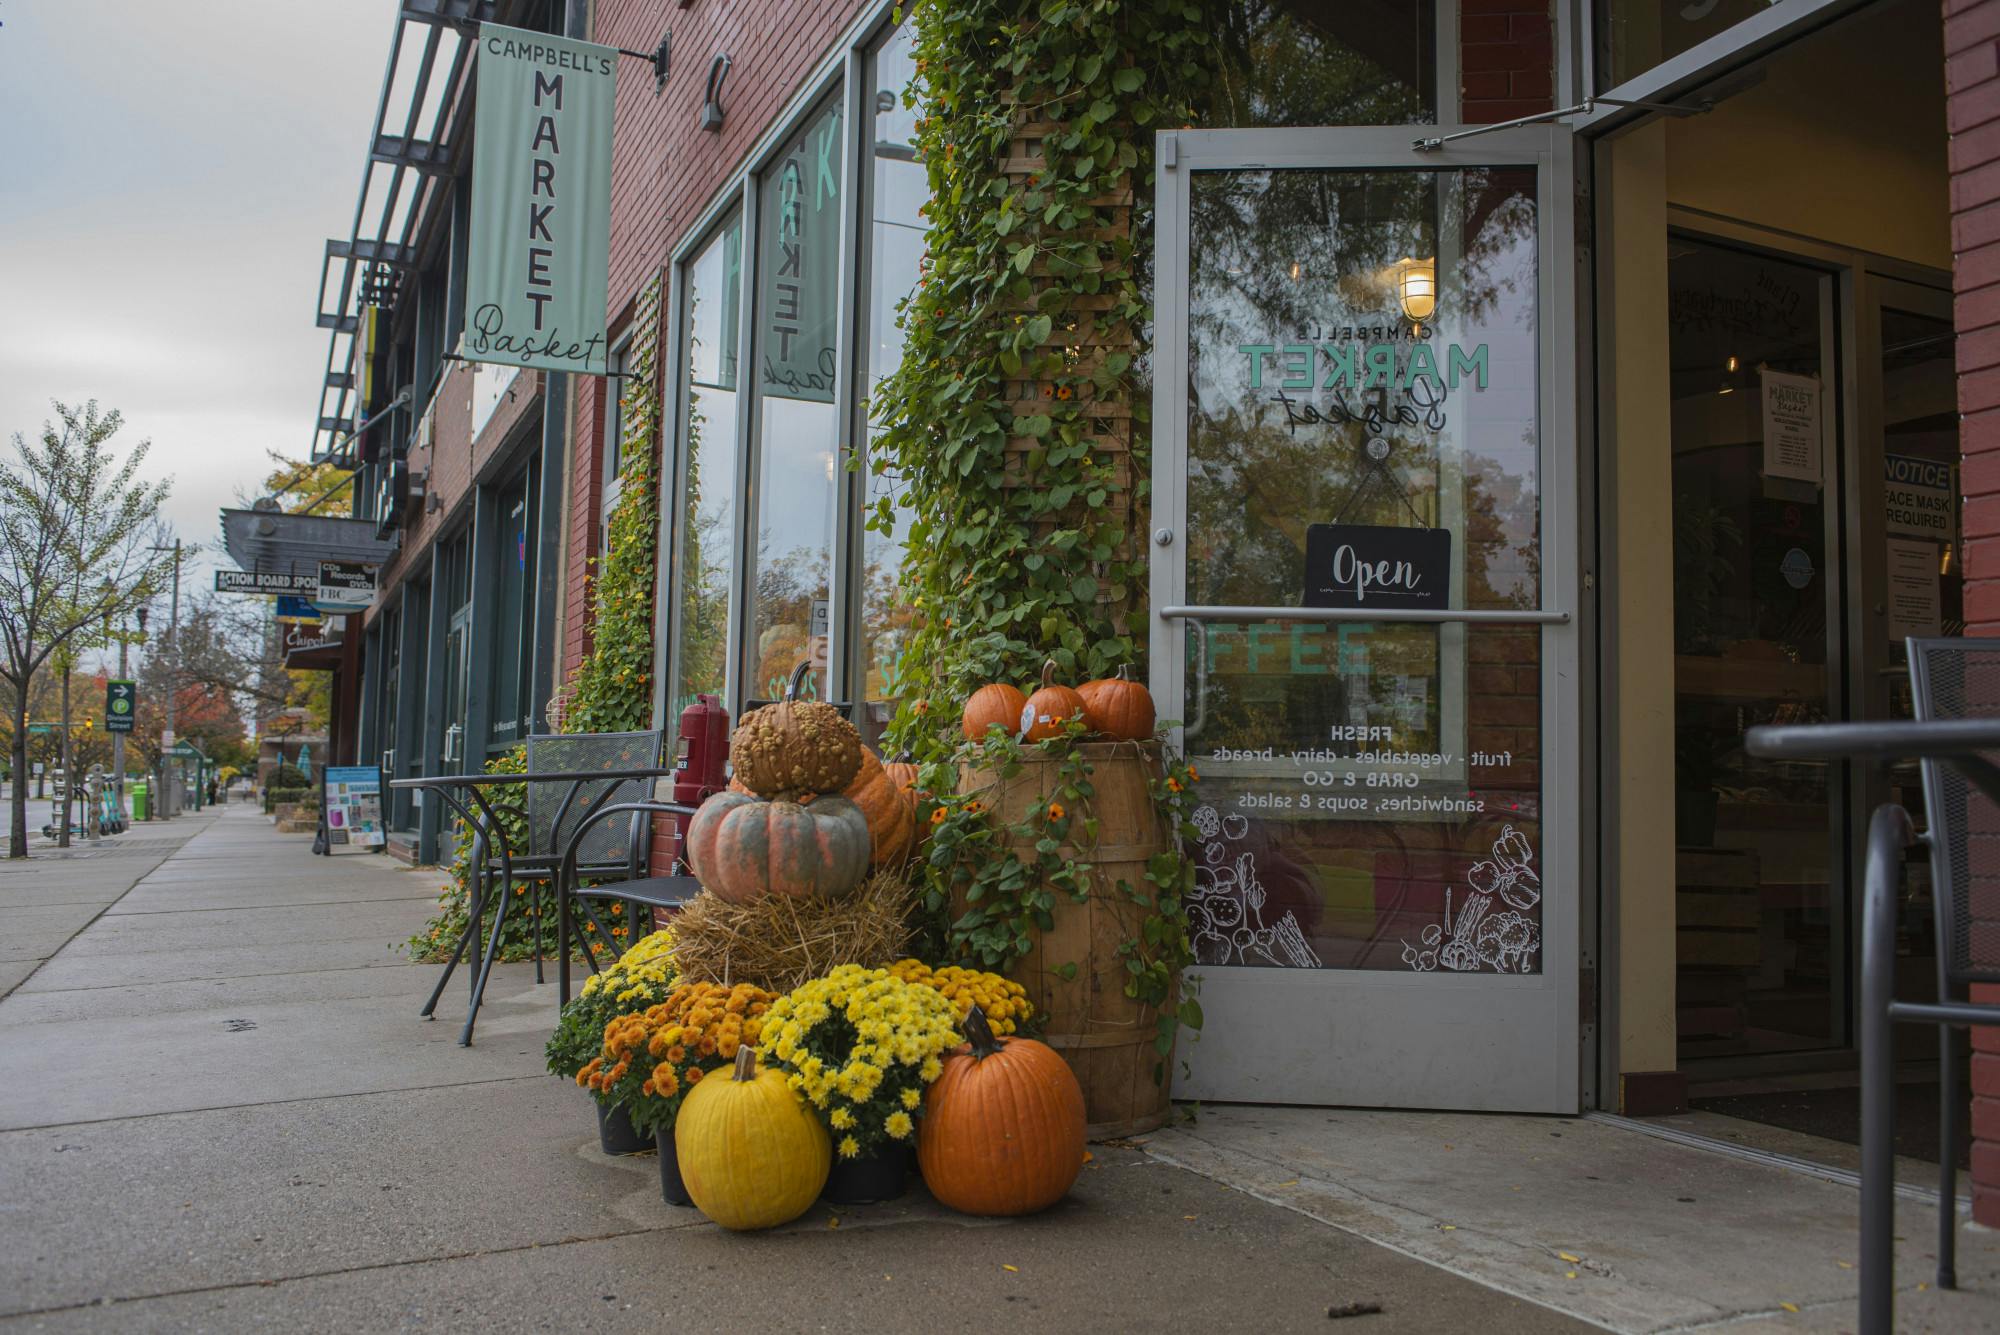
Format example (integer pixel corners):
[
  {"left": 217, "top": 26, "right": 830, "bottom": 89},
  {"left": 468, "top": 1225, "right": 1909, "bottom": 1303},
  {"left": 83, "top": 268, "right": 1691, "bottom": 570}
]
[
  {"left": 655, "top": 1127, "right": 693, "bottom": 1207},
  {"left": 596, "top": 1101, "right": 649, "bottom": 1156},
  {"left": 821, "top": 1144, "right": 911, "bottom": 1205}
]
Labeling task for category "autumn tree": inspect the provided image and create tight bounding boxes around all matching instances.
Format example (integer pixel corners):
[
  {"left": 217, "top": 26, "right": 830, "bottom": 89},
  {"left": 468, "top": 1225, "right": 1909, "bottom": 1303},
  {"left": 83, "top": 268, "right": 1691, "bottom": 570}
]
[{"left": 0, "top": 402, "right": 172, "bottom": 857}]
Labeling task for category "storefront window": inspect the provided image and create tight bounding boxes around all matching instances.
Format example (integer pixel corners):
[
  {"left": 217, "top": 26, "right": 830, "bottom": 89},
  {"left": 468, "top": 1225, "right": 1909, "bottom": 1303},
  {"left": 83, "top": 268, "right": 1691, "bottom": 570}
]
[
  {"left": 1596, "top": 0, "right": 1780, "bottom": 90},
  {"left": 1202, "top": 1, "right": 1437, "bottom": 128},
  {"left": 673, "top": 218, "right": 744, "bottom": 712},
  {"left": 860, "top": 24, "right": 923, "bottom": 740},
  {"left": 744, "top": 94, "right": 845, "bottom": 707},
  {"left": 1181, "top": 162, "right": 1543, "bottom": 972},
  {"left": 489, "top": 462, "right": 536, "bottom": 752}
]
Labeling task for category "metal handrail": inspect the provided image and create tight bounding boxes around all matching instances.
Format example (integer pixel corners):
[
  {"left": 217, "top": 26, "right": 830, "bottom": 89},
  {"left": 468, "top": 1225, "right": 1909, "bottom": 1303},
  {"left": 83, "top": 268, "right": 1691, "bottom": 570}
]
[{"left": 1743, "top": 716, "right": 2000, "bottom": 1335}]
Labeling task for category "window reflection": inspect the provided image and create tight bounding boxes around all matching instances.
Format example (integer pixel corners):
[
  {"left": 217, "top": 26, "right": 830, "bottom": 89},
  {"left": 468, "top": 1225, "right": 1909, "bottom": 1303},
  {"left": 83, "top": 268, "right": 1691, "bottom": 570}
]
[
  {"left": 1182, "top": 164, "right": 1543, "bottom": 973},
  {"left": 860, "top": 24, "right": 924, "bottom": 742},
  {"left": 673, "top": 218, "right": 743, "bottom": 712},
  {"left": 1202, "top": 1, "right": 1437, "bottom": 128},
  {"left": 746, "top": 95, "right": 845, "bottom": 705}
]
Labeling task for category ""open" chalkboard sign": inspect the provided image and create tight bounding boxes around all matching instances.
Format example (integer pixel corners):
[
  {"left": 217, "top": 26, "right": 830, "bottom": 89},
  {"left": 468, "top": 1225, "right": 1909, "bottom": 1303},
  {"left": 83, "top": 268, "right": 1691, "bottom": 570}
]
[{"left": 1302, "top": 523, "right": 1453, "bottom": 611}]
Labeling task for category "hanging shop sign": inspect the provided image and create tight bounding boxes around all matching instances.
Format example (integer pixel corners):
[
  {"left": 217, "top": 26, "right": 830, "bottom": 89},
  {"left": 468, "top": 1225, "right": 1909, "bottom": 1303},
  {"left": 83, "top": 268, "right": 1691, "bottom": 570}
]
[
  {"left": 104, "top": 680, "right": 135, "bottom": 734},
  {"left": 321, "top": 765, "right": 386, "bottom": 852},
  {"left": 464, "top": 23, "right": 615, "bottom": 376},
  {"left": 761, "top": 106, "right": 842, "bottom": 403},
  {"left": 215, "top": 570, "right": 319, "bottom": 595},
  {"left": 1303, "top": 523, "right": 1453, "bottom": 611},
  {"left": 1760, "top": 369, "right": 1823, "bottom": 483},
  {"left": 284, "top": 616, "right": 341, "bottom": 655},
  {"left": 314, "top": 562, "right": 376, "bottom": 614},
  {"left": 274, "top": 596, "right": 321, "bottom": 623},
  {"left": 1883, "top": 454, "right": 1956, "bottom": 542}
]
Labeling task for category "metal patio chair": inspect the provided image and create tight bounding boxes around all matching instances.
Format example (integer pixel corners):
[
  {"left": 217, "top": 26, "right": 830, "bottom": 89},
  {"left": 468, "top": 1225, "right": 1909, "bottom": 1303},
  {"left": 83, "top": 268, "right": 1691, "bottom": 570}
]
[
  {"left": 395, "top": 729, "right": 667, "bottom": 1044},
  {"left": 553, "top": 791, "right": 707, "bottom": 1006},
  {"left": 1745, "top": 648, "right": 2000, "bottom": 1335}
]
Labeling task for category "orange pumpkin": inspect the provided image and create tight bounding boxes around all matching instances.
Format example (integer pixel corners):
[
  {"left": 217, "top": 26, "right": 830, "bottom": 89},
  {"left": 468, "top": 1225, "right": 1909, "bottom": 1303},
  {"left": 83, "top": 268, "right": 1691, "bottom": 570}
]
[
  {"left": 961, "top": 683, "right": 1027, "bottom": 741},
  {"left": 842, "top": 747, "right": 916, "bottom": 869},
  {"left": 685, "top": 792, "right": 873, "bottom": 904},
  {"left": 1017, "top": 661, "right": 1086, "bottom": 743},
  {"left": 918, "top": 1005, "right": 1086, "bottom": 1216},
  {"left": 1078, "top": 664, "right": 1155, "bottom": 741}
]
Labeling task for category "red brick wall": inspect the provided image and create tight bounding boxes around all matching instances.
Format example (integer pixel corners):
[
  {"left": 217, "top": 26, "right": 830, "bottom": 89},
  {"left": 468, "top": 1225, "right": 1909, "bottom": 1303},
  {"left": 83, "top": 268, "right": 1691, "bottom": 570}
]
[
  {"left": 1949, "top": 0, "right": 2000, "bottom": 1230},
  {"left": 561, "top": 372, "right": 609, "bottom": 677},
  {"left": 1460, "top": 0, "right": 1554, "bottom": 124}
]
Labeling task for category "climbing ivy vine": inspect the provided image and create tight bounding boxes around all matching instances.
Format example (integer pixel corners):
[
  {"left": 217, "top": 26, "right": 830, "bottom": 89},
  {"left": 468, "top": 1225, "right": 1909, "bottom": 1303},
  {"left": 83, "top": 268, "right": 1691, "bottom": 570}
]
[
  {"left": 564, "top": 276, "right": 664, "bottom": 734},
  {"left": 872, "top": 0, "right": 1214, "bottom": 765}
]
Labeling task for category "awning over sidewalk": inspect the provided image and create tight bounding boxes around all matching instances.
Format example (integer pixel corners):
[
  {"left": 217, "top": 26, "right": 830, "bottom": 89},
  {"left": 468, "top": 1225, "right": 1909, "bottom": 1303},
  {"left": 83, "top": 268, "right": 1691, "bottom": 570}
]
[{"left": 220, "top": 509, "right": 398, "bottom": 577}]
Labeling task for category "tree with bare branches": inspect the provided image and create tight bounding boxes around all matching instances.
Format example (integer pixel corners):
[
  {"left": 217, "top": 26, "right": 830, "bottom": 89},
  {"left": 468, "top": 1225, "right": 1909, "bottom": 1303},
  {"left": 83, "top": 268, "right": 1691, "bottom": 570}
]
[{"left": 0, "top": 402, "right": 173, "bottom": 858}]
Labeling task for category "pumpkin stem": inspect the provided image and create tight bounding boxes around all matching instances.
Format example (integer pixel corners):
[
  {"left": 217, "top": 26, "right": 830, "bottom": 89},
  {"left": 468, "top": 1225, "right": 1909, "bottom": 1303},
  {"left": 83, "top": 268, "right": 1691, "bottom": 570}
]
[
  {"left": 1040, "top": 659, "right": 1058, "bottom": 689},
  {"left": 785, "top": 660, "right": 813, "bottom": 701},
  {"left": 1118, "top": 663, "right": 1137, "bottom": 682},
  {"left": 964, "top": 1003, "right": 1007, "bottom": 1059},
  {"left": 730, "top": 1044, "right": 757, "bottom": 1083}
]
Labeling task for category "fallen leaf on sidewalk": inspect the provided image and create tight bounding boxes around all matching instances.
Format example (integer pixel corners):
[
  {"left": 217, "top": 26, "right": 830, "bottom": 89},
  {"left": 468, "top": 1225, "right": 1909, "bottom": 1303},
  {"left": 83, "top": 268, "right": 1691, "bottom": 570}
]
[
  {"left": 1001, "top": 1264, "right": 1018, "bottom": 1273},
  {"left": 1439, "top": 1224, "right": 1457, "bottom": 1231},
  {"left": 1558, "top": 1252, "right": 1580, "bottom": 1264},
  {"left": 1780, "top": 1302, "right": 1799, "bottom": 1313},
  {"left": 1183, "top": 1214, "right": 1198, "bottom": 1221},
  {"left": 1836, "top": 1261, "right": 1852, "bottom": 1270},
  {"left": 1275, "top": 1179, "right": 1298, "bottom": 1187},
  {"left": 1565, "top": 1272, "right": 1578, "bottom": 1280}
]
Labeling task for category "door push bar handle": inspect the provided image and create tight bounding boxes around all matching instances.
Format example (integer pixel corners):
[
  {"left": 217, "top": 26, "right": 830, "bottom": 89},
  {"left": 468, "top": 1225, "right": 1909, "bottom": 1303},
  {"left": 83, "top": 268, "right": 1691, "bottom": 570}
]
[{"left": 1157, "top": 605, "right": 1570, "bottom": 625}]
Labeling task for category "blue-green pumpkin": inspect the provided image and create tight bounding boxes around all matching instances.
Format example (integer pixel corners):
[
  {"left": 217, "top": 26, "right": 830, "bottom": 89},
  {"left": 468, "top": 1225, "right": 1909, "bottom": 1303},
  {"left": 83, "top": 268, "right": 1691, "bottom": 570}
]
[{"left": 685, "top": 792, "right": 872, "bottom": 904}]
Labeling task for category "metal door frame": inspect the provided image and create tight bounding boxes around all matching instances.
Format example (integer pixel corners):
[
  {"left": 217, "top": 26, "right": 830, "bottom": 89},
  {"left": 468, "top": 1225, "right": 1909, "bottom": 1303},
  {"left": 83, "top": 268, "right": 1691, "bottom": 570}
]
[{"left": 1149, "top": 124, "right": 1581, "bottom": 1112}]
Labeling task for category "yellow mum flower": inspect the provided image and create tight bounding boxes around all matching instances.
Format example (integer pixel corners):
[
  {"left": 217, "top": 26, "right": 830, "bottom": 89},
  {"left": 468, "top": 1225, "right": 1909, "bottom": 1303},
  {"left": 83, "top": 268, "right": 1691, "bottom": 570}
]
[
  {"left": 901, "top": 1087, "right": 922, "bottom": 1111},
  {"left": 885, "top": 1111, "right": 914, "bottom": 1140},
  {"left": 837, "top": 1136, "right": 861, "bottom": 1160},
  {"left": 829, "top": 1107, "right": 855, "bottom": 1129}
]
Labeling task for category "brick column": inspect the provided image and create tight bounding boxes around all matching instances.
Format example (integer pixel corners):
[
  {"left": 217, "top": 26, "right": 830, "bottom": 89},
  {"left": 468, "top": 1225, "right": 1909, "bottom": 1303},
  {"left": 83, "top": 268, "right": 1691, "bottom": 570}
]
[{"left": 1947, "top": 0, "right": 2000, "bottom": 1230}]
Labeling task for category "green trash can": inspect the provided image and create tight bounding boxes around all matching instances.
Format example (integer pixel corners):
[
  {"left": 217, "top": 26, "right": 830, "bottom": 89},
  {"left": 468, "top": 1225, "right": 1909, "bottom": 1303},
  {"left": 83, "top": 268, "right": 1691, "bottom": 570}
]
[{"left": 131, "top": 779, "right": 149, "bottom": 823}]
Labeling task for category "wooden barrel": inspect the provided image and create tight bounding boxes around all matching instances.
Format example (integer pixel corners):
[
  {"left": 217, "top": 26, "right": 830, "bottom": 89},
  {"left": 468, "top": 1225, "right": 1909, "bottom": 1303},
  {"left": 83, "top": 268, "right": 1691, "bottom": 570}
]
[{"left": 957, "top": 739, "right": 1174, "bottom": 1137}]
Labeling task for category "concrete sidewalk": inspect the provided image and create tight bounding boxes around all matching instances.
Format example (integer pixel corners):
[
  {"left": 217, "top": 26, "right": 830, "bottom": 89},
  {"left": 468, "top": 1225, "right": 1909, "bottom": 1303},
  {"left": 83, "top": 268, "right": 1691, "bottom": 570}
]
[
  {"left": 1, "top": 804, "right": 1993, "bottom": 1333},
  {"left": 0, "top": 804, "right": 1579, "bottom": 1334}
]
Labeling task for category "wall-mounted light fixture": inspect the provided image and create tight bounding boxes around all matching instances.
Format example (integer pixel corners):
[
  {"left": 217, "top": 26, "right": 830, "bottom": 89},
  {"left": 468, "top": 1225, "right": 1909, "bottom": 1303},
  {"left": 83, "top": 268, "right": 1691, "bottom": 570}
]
[
  {"left": 1397, "top": 256, "right": 1437, "bottom": 330},
  {"left": 701, "top": 54, "right": 732, "bottom": 132}
]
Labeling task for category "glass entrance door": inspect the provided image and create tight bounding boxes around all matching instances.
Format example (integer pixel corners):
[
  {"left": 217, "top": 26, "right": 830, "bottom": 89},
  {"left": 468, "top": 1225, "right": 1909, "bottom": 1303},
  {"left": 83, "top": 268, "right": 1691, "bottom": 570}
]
[{"left": 1151, "top": 126, "right": 1579, "bottom": 1112}]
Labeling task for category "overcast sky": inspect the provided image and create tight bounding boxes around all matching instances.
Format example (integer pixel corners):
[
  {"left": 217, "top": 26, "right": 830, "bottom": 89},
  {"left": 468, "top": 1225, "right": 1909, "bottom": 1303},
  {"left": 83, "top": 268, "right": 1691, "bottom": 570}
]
[{"left": 0, "top": 0, "right": 395, "bottom": 591}]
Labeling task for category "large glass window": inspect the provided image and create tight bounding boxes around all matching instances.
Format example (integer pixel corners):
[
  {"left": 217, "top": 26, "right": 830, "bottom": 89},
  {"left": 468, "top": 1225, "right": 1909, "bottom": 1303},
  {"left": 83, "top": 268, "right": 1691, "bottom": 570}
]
[
  {"left": 1202, "top": 2, "right": 1438, "bottom": 128},
  {"left": 672, "top": 218, "right": 744, "bottom": 712},
  {"left": 744, "top": 93, "right": 846, "bottom": 707},
  {"left": 859, "top": 25, "right": 923, "bottom": 740}
]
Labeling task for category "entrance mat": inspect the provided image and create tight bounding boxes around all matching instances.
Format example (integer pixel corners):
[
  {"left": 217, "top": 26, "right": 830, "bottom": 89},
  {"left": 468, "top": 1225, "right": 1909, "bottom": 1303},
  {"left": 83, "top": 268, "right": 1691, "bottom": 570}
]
[{"left": 1691, "top": 1081, "right": 1968, "bottom": 1168}]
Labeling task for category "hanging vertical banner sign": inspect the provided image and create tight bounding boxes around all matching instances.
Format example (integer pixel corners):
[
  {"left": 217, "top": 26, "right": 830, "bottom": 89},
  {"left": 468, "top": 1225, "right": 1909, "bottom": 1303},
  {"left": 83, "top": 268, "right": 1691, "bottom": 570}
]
[
  {"left": 464, "top": 23, "right": 615, "bottom": 376},
  {"left": 105, "top": 680, "right": 135, "bottom": 734}
]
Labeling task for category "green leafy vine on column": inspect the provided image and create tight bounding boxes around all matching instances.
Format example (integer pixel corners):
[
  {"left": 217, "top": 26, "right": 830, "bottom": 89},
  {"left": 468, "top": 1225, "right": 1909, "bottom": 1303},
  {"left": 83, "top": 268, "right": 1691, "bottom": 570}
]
[{"left": 872, "top": 0, "right": 1214, "bottom": 767}]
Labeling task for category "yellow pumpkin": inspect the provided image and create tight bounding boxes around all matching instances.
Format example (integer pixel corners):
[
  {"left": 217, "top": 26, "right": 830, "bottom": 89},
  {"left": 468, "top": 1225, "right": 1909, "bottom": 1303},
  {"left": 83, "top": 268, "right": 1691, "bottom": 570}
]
[{"left": 674, "top": 1046, "right": 829, "bottom": 1230}]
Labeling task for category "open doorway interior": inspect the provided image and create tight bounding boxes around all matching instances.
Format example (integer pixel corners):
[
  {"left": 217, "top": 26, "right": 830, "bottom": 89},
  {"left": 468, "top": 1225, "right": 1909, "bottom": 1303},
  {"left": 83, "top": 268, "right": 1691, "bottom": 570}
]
[{"left": 1657, "top": 0, "right": 1963, "bottom": 1163}]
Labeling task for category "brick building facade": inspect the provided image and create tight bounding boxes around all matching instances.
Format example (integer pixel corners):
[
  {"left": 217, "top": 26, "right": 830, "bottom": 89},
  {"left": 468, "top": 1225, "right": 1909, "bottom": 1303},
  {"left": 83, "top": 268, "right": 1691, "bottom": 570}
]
[{"left": 1948, "top": 0, "right": 2000, "bottom": 1229}]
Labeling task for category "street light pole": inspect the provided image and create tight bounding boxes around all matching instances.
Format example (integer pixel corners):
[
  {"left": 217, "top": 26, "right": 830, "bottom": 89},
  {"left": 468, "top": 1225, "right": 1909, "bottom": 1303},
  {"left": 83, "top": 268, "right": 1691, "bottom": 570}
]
[{"left": 149, "top": 540, "right": 181, "bottom": 817}]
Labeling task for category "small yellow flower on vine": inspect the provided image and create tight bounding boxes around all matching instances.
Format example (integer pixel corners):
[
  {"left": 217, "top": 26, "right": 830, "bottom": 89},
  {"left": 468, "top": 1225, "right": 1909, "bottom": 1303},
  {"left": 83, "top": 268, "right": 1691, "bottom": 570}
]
[
  {"left": 1047, "top": 802, "right": 1066, "bottom": 820},
  {"left": 967, "top": 800, "right": 984, "bottom": 814},
  {"left": 1166, "top": 778, "right": 1182, "bottom": 793},
  {"left": 1055, "top": 385, "right": 1073, "bottom": 401},
  {"left": 913, "top": 698, "right": 930, "bottom": 715},
  {"left": 1186, "top": 766, "right": 1199, "bottom": 781},
  {"left": 930, "top": 808, "right": 947, "bottom": 826}
]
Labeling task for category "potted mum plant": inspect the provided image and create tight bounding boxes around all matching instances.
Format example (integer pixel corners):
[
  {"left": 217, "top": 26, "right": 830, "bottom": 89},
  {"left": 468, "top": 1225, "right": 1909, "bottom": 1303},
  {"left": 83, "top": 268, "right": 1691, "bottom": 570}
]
[
  {"left": 547, "top": 928, "right": 677, "bottom": 1155},
  {"left": 756, "top": 963, "right": 963, "bottom": 1204},
  {"left": 579, "top": 980, "right": 777, "bottom": 1206}
]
